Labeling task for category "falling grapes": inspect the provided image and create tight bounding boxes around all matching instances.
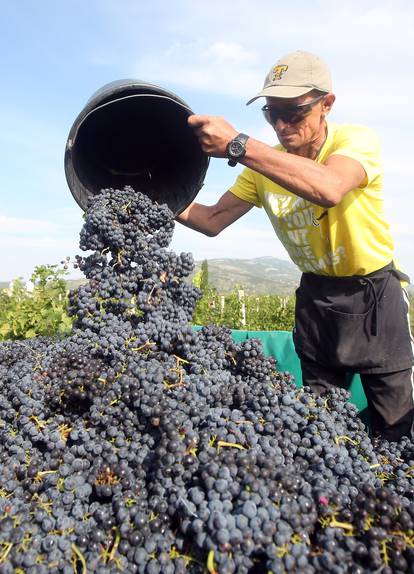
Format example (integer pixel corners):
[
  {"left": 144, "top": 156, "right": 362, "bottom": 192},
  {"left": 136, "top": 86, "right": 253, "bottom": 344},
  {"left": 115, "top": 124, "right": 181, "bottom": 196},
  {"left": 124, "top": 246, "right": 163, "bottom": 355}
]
[{"left": 1, "top": 186, "right": 414, "bottom": 573}]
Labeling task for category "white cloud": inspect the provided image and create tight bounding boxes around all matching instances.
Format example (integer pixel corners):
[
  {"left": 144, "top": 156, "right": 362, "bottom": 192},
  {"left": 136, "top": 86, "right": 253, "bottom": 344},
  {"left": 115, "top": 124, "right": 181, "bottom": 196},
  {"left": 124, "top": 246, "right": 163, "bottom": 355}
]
[
  {"left": 88, "top": 1, "right": 414, "bottom": 121},
  {"left": 0, "top": 235, "right": 80, "bottom": 281},
  {"left": 247, "top": 123, "right": 278, "bottom": 145},
  {"left": 132, "top": 40, "right": 262, "bottom": 98},
  {"left": 107, "top": 0, "right": 414, "bottom": 103},
  {"left": 171, "top": 217, "right": 290, "bottom": 262},
  {"left": 0, "top": 213, "right": 82, "bottom": 280},
  {"left": 330, "top": 83, "right": 414, "bottom": 125},
  {"left": 0, "top": 215, "right": 61, "bottom": 236},
  {"left": 203, "top": 42, "right": 256, "bottom": 64},
  {"left": 383, "top": 156, "right": 414, "bottom": 180},
  {"left": 4, "top": 0, "right": 413, "bottom": 282},
  {"left": 384, "top": 197, "right": 414, "bottom": 237},
  {"left": 0, "top": 106, "right": 65, "bottom": 163},
  {"left": 0, "top": 236, "right": 77, "bottom": 250}
]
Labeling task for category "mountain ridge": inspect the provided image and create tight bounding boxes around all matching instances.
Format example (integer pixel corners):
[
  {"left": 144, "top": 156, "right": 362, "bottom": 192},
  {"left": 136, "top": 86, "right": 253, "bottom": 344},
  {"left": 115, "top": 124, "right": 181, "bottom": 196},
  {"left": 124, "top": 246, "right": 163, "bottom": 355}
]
[
  {"left": 2, "top": 258, "right": 413, "bottom": 297},
  {"left": 0, "top": 257, "right": 301, "bottom": 296},
  {"left": 191, "top": 256, "right": 301, "bottom": 295}
]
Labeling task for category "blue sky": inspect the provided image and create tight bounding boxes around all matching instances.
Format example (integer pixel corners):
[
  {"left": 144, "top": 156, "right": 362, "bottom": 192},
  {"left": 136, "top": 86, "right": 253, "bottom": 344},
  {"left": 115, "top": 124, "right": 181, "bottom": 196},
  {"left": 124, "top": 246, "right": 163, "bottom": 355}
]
[{"left": 1, "top": 0, "right": 413, "bottom": 281}]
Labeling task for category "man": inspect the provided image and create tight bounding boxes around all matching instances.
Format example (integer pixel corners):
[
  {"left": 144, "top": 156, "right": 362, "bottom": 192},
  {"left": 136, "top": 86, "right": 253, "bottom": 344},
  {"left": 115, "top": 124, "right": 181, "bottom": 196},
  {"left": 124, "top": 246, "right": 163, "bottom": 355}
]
[{"left": 177, "top": 50, "right": 414, "bottom": 441}]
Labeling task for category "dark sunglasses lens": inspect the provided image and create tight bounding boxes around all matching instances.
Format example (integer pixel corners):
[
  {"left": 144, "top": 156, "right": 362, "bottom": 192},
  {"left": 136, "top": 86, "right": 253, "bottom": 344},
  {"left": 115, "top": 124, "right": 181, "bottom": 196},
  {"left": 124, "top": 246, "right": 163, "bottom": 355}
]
[
  {"left": 262, "top": 108, "right": 273, "bottom": 123},
  {"left": 286, "top": 111, "right": 305, "bottom": 124},
  {"left": 262, "top": 107, "right": 305, "bottom": 125}
]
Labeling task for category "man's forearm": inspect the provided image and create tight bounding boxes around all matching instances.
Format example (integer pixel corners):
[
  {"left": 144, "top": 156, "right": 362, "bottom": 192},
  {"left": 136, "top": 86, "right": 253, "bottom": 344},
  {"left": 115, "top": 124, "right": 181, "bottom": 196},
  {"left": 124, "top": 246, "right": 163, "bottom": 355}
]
[
  {"left": 176, "top": 203, "right": 218, "bottom": 236},
  {"left": 241, "top": 138, "right": 365, "bottom": 208},
  {"left": 176, "top": 191, "right": 253, "bottom": 237},
  {"left": 241, "top": 139, "right": 341, "bottom": 207}
]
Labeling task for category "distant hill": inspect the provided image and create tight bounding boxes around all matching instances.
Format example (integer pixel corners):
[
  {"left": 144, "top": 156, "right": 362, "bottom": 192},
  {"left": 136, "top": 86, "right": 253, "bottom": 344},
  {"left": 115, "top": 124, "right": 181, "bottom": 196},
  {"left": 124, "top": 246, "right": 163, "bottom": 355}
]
[
  {"left": 191, "top": 258, "right": 414, "bottom": 296},
  {"left": 66, "top": 279, "right": 87, "bottom": 291},
  {"left": 192, "top": 256, "right": 301, "bottom": 295},
  {"left": 2, "top": 259, "right": 413, "bottom": 297},
  {"left": 1, "top": 258, "right": 300, "bottom": 296},
  {"left": 0, "top": 278, "right": 88, "bottom": 292}
]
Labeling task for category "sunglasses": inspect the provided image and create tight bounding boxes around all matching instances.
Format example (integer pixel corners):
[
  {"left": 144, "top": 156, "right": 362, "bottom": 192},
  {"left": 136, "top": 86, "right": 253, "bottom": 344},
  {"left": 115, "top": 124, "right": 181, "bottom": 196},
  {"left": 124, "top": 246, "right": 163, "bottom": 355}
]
[{"left": 261, "top": 94, "right": 326, "bottom": 125}]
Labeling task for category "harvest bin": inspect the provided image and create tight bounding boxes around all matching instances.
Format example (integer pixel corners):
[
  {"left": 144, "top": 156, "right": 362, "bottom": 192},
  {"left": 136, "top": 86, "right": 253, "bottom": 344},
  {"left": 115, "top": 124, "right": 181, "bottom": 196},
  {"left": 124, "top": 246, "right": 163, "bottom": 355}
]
[
  {"left": 64, "top": 79, "right": 209, "bottom": 215},
  {"left": 228, "top": 329, "right": 368, "bottom": 414}
]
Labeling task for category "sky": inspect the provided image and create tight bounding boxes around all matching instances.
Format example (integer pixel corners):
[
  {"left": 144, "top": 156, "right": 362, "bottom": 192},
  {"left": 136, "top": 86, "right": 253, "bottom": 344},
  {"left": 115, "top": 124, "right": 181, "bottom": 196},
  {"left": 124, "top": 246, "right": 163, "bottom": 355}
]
[{"left": 0, "top": 0, "right": 413, "bottom": 282}]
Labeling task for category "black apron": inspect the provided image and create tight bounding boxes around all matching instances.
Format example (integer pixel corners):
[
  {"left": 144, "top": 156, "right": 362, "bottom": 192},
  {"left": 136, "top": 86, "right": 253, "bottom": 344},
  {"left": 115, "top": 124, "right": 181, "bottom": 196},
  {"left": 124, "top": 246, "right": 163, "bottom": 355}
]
[{"left": 293, "top": 262, "right": 414, "bottom": 374}]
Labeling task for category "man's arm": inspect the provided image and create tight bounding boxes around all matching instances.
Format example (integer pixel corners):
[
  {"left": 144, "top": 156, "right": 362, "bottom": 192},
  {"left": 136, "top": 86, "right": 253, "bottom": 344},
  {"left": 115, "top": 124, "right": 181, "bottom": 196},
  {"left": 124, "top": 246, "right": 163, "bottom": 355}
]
[
  {"left": 176, "top": 190, "right": 253, "bottom": 237},
  {"left": 242, "top": 139, "right": 366, "bottom": 208},
  {"left": 188, "top": 115, "right": 366, "bottom": 208}
]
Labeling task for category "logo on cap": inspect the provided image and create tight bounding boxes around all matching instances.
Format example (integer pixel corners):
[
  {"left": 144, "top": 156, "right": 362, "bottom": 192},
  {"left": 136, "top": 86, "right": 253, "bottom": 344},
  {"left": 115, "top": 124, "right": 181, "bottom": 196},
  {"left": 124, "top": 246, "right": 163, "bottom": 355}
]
[{"left": 271, "top": 65, "right": 288, "bottom": 82}]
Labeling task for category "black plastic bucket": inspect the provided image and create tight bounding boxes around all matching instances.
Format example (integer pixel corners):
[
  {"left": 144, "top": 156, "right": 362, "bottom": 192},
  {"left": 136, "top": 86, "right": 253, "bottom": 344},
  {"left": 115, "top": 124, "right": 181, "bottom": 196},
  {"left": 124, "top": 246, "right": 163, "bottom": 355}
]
[{"left": 64, "top": 79, "right": 209, "bottom": 215}]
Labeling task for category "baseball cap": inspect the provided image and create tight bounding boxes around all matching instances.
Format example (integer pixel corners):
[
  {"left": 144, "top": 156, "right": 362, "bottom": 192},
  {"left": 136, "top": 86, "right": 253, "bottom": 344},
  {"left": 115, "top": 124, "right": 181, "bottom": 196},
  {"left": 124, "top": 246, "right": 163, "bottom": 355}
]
[{"left": 246, "top": 50, "right": 332, "bottom": 105}]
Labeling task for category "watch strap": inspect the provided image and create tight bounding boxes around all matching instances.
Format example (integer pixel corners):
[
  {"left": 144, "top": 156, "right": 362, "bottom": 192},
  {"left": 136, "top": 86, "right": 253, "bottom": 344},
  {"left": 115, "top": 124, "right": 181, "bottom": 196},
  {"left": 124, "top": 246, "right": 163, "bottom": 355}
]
[{"left": 234, "top": 133, "right": 249, "bottom": 146}]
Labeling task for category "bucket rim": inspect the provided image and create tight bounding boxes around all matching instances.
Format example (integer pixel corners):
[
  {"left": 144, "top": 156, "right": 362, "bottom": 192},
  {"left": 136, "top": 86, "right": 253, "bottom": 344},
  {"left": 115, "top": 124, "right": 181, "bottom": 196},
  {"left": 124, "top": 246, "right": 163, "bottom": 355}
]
[{"left": 66, "top": 92, "right": 193, "bottom": 152}]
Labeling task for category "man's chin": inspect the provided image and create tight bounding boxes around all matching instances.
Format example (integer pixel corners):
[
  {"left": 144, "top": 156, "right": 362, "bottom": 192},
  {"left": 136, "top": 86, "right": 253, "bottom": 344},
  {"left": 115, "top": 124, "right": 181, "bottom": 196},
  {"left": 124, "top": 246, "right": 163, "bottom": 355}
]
[
  {"left": 280, "top": 136, "right": 299, "bottom": 152},
  {"left": 279, "top": 133, "right": 298, "bottom": 146}
]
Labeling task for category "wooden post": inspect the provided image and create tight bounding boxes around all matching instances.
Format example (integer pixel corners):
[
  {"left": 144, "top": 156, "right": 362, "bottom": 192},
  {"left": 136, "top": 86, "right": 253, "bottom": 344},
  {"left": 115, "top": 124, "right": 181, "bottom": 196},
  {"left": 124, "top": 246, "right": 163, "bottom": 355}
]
[{"left": 238, "top": 289, "right": 246, "bottom": 327}]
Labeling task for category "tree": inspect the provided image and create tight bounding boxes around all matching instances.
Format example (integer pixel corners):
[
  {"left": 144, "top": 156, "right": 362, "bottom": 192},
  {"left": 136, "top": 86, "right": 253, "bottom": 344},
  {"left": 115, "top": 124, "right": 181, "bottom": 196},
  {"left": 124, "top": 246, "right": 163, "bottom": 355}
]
[{"left": 200, "top": 259, "right": 209, "bottom": 293}]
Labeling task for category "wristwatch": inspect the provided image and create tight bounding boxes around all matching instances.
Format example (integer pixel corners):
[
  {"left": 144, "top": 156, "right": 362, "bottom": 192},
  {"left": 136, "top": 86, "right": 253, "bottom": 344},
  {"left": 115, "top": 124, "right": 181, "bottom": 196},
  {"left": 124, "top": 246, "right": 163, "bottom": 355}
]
[{"left": 227, "top": 133, "right": 249, "bottom": 167}]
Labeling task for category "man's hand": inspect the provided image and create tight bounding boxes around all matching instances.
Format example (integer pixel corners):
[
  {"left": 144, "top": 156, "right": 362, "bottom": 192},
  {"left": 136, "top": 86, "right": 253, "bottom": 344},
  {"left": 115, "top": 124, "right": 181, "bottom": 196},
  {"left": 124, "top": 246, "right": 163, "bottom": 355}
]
[{"left": 188, "top": 115, "right": 238, "bottom": 158}]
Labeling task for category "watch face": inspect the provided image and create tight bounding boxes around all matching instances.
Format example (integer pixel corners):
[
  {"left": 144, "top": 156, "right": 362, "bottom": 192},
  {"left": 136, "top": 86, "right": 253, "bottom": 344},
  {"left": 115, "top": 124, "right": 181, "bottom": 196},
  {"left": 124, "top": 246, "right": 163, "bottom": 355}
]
[{"left": 229, "top": 140, "right": 244, "bottom": 157}]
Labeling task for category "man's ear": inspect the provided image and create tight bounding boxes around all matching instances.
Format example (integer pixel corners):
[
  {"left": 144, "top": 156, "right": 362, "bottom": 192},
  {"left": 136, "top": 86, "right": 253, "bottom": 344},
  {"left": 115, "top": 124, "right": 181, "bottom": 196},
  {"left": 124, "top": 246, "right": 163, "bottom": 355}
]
[{"left": 323, "top": 93, "right": 336, "bottom": 114}]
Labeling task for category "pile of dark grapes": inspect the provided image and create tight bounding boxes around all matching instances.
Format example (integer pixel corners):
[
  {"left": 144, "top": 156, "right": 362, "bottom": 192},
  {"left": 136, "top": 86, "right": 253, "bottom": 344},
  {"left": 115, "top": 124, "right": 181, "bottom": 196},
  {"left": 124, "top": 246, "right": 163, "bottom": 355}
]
[{"left": 2, "top": 186, "right": 414, "bottom": 574}]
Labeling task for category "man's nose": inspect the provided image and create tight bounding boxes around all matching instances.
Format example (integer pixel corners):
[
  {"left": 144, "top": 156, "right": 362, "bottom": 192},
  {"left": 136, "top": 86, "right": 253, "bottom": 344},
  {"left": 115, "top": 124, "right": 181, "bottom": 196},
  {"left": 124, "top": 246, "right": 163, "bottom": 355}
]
[{"left": 275, "top": 118, "right": 290, "bottom": 129}]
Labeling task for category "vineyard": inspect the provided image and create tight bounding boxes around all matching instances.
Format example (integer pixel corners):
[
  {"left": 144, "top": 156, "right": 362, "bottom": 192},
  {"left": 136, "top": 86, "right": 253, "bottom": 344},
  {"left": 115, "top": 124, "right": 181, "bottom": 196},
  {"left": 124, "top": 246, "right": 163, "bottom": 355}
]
[
  {"left": 0, "top": 264, "right": 296, "bottom": 342},
  {"left": 0, "top": 265, "right": 73, "bottom": 341},
  {"left": 2, "top": 260, "right": 412, "bottom": 342},
  {"left": 1, "top": 189, "right": 414, "bottom": 574}
]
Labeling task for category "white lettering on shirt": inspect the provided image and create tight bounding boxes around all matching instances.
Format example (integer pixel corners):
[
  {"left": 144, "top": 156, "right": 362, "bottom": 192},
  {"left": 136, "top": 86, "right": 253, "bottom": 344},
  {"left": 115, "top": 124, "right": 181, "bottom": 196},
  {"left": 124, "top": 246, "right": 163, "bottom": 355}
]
[{"left": 262, "top": 192, "right": 346, "bottom": 273}]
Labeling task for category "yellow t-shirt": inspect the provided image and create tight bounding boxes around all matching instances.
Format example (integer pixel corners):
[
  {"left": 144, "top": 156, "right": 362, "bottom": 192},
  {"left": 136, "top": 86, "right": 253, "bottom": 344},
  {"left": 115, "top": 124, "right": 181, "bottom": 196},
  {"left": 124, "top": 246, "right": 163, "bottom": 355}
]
[{"left": 230, "top": 122, "right": 394, "bottom": 276}]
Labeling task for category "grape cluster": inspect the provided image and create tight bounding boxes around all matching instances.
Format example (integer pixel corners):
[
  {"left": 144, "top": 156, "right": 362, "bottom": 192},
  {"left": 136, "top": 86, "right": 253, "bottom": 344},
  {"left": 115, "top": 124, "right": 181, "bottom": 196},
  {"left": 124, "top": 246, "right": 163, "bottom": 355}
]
[{"left": 1, "top": 186, "right": 414, "bottom": 573}]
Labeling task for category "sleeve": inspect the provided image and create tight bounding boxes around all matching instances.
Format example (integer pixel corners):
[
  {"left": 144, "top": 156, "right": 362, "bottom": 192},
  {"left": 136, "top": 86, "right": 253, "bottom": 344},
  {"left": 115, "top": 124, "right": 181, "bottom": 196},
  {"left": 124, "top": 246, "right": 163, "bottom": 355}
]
[
  {"left": 229, "top": 167, "right": 262, "bottom": 208},
  {"left": 329, "top": 125, "right": 382, "bottom": 185}
]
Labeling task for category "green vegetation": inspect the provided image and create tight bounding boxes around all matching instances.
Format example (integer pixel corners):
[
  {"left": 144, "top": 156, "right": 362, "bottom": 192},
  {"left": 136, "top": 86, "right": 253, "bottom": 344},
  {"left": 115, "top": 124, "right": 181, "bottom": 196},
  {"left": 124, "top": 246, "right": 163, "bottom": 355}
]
[
  {"left": 192, "top": 259, "right": 295, "bottom": 331},
  {"left": 190, "top": 256, "right": 301, "bottom": 296},
  {"left": 1, "top": 259, "right": 412, "bottom": 340},
  {"left": 193, "top": 289, "right": 295, "bottom": 331},
  {"left": 0, "top": 264, "right": 73, "bottom": 340}
]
